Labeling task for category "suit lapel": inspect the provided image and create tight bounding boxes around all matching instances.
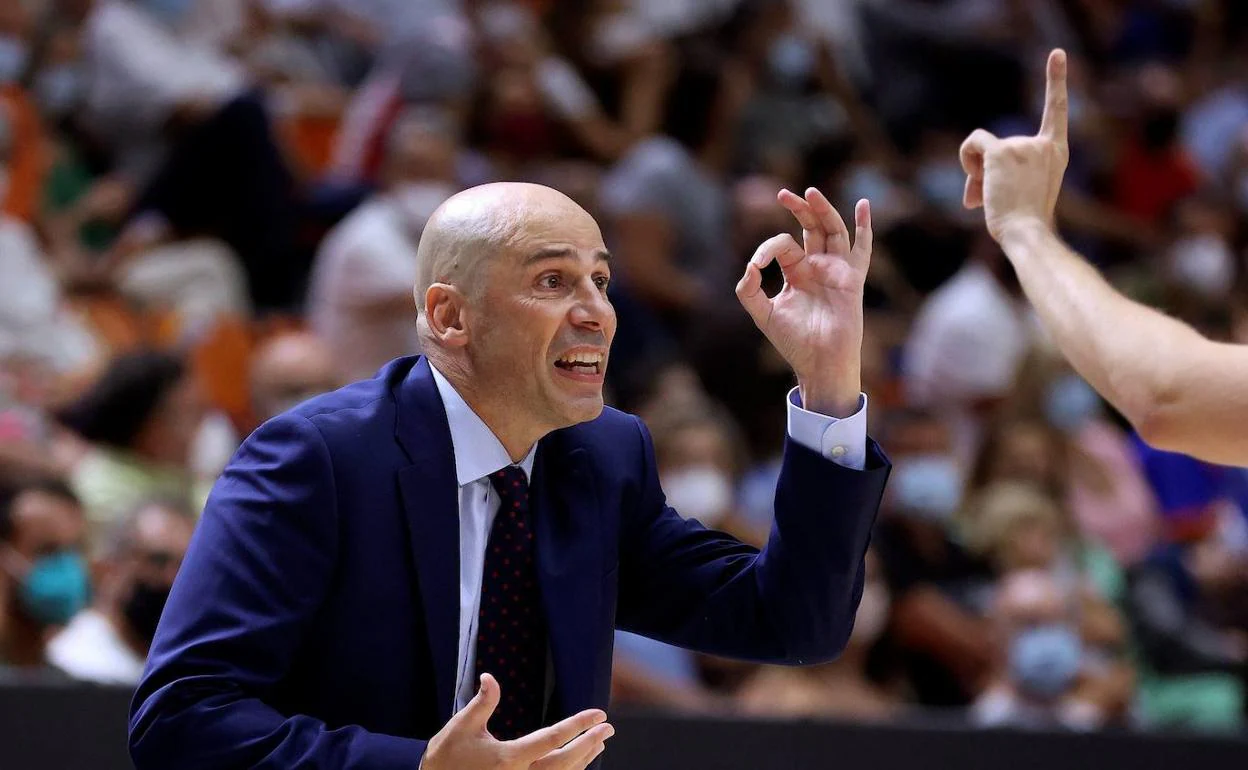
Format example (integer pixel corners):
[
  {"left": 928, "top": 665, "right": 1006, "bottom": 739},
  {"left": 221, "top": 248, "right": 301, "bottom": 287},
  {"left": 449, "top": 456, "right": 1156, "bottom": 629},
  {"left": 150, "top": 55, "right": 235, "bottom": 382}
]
[
  {"left": 532, "top": 441, "right": 604, "bottom": 719},
  {"left": 393, "top": 358, "right": 460, "bottom": 725}
]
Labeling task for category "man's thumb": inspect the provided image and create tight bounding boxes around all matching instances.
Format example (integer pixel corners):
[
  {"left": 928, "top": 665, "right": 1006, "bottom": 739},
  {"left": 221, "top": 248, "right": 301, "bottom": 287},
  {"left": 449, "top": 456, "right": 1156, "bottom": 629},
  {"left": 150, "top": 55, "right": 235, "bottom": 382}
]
[{"left": 460, "top": 673, "right": 501, "bottom": 728}]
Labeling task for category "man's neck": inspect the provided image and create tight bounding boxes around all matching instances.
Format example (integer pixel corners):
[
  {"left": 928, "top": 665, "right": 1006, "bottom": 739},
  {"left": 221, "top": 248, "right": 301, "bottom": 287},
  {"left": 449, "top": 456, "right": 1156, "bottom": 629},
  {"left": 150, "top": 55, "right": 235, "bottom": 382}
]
[{"left": 431, "top": 356, "right": 541, "bottom": 463}]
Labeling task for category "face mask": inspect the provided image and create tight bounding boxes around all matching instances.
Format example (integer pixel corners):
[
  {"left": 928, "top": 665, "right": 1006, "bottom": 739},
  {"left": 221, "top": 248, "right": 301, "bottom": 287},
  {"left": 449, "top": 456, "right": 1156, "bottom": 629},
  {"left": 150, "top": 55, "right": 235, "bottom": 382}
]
[
  {"left": 1044, "top": 374, "right": 1101, "bottom": 432},
  {"left": 19, "top": 551, "right": 90, "bottom": 626},
  {"left": 663, "top": 466, "right": 734, "bottom": 526},
  {"left": 122, "top": 580, "right": 172, "bottom": 644},
  {"left": 34, "top": 65, "right": 82, "bottom": 118},
  {"left": 0, "top": 36, "right": 29, "bottom": 83},
  {"left": 768, "top": 33, "right": 815, "bottom": 90},
  {"left": 1168, "top": 234, "right": 1234, "bottom": 299},
  {"left": 916, "top": 161, "right": 970, "bottom": 217},
  {"left": 142, "top": 0, "right": 196, "bottom": 27},
  {"left": 1008, "top": 624, "right": 1083, "bottom": 700},
  {"left": 851, "top": 582, "right": 891, "bottom": 645},
  {"left": 393, "top": 182, "right": 454, "bottom": 232},
  {"left": 890, "top": 454, "right": 963, "bottom": 523},
  {"left": 843, "top": 164, "right": 902, "bottom": 226}
]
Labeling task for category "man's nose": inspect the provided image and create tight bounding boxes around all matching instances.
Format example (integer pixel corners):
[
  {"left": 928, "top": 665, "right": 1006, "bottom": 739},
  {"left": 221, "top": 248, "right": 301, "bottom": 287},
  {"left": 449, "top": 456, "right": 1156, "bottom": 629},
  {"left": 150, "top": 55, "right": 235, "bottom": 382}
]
[{"left": 570, "top": 282, "right": 612, "bottom": 330}]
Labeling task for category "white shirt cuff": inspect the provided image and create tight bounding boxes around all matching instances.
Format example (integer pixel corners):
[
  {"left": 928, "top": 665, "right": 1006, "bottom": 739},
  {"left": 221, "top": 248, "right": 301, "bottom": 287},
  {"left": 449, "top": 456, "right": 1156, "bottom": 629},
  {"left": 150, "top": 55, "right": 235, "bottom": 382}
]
[{"left": 785, "top": 388, "right": 868, "bottom": 471}]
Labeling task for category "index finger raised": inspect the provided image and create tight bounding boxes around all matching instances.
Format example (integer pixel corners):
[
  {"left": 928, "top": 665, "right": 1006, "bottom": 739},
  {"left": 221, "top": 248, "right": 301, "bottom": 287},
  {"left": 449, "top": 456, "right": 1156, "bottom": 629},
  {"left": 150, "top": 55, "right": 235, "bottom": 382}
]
[
  {"left": 1038, "top": 48, "right": 1068, "bottom": 145},
  {"left": 506, "top": 708, "right": 608, "bottom": 761}
]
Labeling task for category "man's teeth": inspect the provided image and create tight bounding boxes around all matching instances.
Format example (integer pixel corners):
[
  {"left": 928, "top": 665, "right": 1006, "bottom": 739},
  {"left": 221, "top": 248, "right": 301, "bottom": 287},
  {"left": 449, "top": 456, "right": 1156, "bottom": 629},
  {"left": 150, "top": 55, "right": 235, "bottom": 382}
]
[{"left": 556, "top": 352, "right": 603, "bottom": 372}]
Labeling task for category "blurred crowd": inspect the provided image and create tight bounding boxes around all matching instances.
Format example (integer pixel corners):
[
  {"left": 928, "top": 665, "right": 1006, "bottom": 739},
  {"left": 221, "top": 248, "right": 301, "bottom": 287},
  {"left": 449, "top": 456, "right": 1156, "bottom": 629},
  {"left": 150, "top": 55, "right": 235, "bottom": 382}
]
[{"left": 3, "top": 0, "right": 1248, "bottom": 739}]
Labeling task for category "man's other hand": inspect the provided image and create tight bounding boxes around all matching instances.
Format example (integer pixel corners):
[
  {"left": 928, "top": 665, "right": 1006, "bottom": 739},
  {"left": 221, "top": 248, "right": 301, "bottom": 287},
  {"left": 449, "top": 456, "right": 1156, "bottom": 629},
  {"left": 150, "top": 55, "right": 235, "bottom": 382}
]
[
  {"left": 420, "top": 674, "right": 615, "bottom": 770},
  {"left": 959, "top": 49, "right": 1071, "bottom": 243}
]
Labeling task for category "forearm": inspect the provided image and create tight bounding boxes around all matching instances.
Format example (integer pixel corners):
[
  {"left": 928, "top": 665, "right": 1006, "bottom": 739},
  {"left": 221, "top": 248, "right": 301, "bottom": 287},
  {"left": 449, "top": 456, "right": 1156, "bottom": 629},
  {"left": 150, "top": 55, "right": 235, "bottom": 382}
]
[
  {"left": 130, "top": 691, "right": 426, "bottom": 769},
  {"left": 997, "top": 219, "right": 1199, "bottom": 430}
]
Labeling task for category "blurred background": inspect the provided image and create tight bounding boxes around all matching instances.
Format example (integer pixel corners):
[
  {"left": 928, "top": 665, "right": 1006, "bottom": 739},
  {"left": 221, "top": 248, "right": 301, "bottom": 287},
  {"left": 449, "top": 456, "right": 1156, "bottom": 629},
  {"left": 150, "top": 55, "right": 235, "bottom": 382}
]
[{"left": 3, "top": 0, "right": 1248, "bottom": 766}]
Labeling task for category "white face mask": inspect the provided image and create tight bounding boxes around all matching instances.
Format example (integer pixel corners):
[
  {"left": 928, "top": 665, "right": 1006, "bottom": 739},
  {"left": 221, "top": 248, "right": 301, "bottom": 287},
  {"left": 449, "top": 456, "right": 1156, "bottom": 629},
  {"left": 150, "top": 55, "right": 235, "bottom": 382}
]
[
  {"left": 1168, "top": 233, "right": 1234, "bottom": 299},
  {"left": 851, "top": 582, "right": 891, "bottom": 645},
  {"left": 393, "top": 182, "right": 454, "bottom": 232},
  {"left": 663, "top": 466, "right": 734, "bottom": 526}
]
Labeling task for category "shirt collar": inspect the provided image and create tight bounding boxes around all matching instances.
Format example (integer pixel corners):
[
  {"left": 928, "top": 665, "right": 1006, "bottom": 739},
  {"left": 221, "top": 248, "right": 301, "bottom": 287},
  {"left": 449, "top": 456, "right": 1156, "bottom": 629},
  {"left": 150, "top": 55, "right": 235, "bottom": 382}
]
[{"left": 430, "top": 363, "right": 537, "bottom": 486}]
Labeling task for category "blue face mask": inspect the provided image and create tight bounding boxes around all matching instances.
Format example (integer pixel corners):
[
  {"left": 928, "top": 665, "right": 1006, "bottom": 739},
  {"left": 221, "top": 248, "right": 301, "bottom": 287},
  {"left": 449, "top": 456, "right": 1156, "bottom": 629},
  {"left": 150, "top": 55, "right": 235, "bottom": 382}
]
[
  {"left": 143, "top": 0, "right": 196, "bottom": 27},
  {"left": 891, "top": 454, "right": 963, "bottom": 523},
  {"left": 1044, "top": 374, "right": 1101, "bottom": 432},
  {"left": 1008, "top": 624, "right": 1083, "bottom": 700},
  {"left": 768, "top": 34, "right": 815, "bottom": 91},
  {"left": 0, "top": 36, "right": 29, "bottom": 84},
  {"left": 20, "top": 551, "right": 91, "bottom": 626},
  {"left": 34, "top": 65, "right": 82, "bottom": 117}
]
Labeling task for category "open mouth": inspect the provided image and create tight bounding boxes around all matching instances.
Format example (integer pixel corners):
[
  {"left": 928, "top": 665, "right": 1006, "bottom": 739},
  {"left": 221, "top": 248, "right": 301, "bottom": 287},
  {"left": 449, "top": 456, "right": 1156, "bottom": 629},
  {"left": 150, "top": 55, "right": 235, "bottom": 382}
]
[{"left": 554, "top": 351, "right": 604, "bottom": 376}]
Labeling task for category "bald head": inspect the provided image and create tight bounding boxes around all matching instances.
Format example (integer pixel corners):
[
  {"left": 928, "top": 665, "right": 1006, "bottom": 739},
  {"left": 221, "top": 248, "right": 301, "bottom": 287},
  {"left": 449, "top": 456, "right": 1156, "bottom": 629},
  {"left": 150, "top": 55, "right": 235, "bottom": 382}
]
[{"left": 414, "top": 182, "right": 601, "bottom": 315}]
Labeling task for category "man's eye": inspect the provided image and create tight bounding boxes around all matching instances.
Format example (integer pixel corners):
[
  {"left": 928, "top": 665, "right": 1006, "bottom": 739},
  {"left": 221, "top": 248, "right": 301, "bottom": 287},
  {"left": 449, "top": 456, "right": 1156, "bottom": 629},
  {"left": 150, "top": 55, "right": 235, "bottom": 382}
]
[
  {"left": 594, "top": 275, "right": 610, "bottom": 290},
  {"left": 540, "top": 275, "right": 562, "bottom": 289}
]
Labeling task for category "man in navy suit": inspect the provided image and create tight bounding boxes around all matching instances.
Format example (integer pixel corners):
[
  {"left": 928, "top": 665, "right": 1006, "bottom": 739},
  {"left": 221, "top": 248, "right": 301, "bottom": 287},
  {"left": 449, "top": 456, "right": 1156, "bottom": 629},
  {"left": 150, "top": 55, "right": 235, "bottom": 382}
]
[{"left": 128, "top": 182, "right": 891, "bottom": 769}]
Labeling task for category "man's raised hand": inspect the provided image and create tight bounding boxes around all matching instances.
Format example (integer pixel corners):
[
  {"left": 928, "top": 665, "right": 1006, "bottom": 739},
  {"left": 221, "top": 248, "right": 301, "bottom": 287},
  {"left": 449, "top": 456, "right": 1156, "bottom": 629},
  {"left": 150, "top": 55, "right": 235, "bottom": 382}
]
[
  {"left": 420, "top": 674, "right": 615, "bottom": 770},
  {"left": 959, "top": 48, "right": 1070, "bottom": 242}
]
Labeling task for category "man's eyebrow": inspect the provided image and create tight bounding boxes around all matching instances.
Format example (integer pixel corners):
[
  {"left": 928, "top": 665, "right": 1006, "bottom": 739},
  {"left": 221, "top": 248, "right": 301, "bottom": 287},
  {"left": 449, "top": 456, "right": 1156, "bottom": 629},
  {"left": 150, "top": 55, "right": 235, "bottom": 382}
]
[{"left": 523, "top": 246, "right": 612, "bottom": 266}]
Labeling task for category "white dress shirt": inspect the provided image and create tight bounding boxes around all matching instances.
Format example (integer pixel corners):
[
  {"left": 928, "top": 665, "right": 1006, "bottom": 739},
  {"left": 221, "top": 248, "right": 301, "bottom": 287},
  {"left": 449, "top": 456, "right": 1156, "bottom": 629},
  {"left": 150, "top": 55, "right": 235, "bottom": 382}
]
[{"left": 429, "top": 365, "right": 868, "bottom": 714}]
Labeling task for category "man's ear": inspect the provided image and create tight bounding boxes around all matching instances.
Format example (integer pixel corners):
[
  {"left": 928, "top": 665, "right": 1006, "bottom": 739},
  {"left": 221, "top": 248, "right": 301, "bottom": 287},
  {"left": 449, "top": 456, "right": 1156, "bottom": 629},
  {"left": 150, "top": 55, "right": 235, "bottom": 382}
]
[{"left": 423, "top": 283, "right": 470, "bottom": 347}]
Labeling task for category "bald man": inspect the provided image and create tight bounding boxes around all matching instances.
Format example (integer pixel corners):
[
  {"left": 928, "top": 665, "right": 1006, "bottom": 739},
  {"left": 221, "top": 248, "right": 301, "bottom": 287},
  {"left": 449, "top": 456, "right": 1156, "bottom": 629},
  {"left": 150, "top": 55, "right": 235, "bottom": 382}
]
[{"left": 129, "top": 183, "right": 890, "bottom": 770}]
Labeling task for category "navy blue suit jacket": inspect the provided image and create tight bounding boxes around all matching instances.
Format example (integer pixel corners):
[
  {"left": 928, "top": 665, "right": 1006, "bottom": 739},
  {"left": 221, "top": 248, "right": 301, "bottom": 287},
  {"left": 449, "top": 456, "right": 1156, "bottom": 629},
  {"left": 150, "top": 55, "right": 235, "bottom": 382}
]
[{"left": 129, "top": 356, "right": 890, "bottom": 768}]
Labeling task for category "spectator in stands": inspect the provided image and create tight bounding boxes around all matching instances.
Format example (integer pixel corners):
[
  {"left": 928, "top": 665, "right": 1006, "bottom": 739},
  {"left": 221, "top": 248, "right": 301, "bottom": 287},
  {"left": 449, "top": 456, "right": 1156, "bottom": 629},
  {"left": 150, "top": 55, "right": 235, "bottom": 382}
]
[
  {"left": 83, "top": 0, "right": 305, "bottom": 311},
  {"left": 0, "top": 102, "right": 101, "bottom": 379},
  {"left": 973, "top": 569, "right": 1131, "bottom": 731},
  {"left": 598, "top": 59, "right": 747, "bottom": 325},
  {"left": 737, "top": 549, "right": 901, "bottom": 722},
  {"left": 0, "top": 480, "right": 89, "bottom": 675},
  {"left": 872, "top": 408, "right": 997, "bottom": 708},
  {"left": 56, "top": 351, "right": 206, "bottom": 543},
  {"left": 901, "top": 235, "right": 1032, "bottom": 420},
  {"left": 47, "top": 498, "right": 194, "bottom": 686},
  {"left": 1035, "top": 362, "right": 1161, "bottom": 569},
  {"left": 308, "top": 107, "right": 457, "bottom": 381},
  {"left": 248, "top": 330, "right": 341, "bottom": 428},
  {"left": 962, "top": 420, "right": 1127, "bottom": 604}
]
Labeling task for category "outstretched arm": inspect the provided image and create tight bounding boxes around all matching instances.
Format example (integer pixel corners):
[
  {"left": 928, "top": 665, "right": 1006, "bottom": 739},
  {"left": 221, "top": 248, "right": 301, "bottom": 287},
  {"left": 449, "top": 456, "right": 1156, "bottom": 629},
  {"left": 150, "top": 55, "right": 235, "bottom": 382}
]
[
  {"left": 960, "top": 49, "right": 1248, "bottom": 466},
  {"left": 995, "top": 218, "right": 1248, "bottom": 465}
]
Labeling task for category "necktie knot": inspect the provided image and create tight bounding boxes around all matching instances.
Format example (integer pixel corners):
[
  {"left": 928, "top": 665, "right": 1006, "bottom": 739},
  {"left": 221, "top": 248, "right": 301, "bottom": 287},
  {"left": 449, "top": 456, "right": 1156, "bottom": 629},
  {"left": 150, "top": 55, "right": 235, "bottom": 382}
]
[{"left": 489, "top": 466, "right": 529, "bottom": 498}]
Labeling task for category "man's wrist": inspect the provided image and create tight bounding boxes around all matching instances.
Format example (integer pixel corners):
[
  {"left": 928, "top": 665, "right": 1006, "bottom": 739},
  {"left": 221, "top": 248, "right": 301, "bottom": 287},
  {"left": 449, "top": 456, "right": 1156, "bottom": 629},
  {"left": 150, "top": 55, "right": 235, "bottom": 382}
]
[
  {"left": 797, "top": 377, "right": 861, "bottom": 418},
  {"left": 994, "top": 215, "right": 1054, "bottom": 257}
]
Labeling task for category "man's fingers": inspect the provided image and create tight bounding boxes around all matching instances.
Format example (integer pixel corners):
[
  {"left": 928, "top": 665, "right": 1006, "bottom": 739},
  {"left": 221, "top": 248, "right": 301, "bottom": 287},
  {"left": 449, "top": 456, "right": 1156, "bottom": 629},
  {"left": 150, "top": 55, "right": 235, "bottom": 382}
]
[
  {"left": 1038, "top": 48, "right": 1068, "bottom": 145},
  {"left": 531, "top": 723, "right": 615, "bottom": 770},
  {"left": 959, "top": 128, "right": 998, "bottom": 209},
  {"left": 963, "top": 175, "right": 983, "bottom": 210},
  {"left": 778, "top": 188, "right": 825, "bottom": 255},
  {"left": 805, "top": 187, "right": 850, "bottom": 251},
  {"left": 455, "top": 674, "right": 500, "bottom": 731},
  {"left": 852, "top": 199, "right": 872, "bottom": 266},
  {"left": 959, "top": 129, "right": 998, "bottom": 177},
  {"left": 507, "top": 708, "right": 607, "bottom": 762},
  {"left": 735, "top": 260, "right": 772, "bottom": 330}
]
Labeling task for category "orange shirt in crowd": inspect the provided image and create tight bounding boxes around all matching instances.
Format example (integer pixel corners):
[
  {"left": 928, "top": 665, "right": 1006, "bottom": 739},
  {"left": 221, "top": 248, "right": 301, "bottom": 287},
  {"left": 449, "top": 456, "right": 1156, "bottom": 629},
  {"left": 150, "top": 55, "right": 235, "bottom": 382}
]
[{"left": 1, "top": 84, "right": 50, "bottom": 223}]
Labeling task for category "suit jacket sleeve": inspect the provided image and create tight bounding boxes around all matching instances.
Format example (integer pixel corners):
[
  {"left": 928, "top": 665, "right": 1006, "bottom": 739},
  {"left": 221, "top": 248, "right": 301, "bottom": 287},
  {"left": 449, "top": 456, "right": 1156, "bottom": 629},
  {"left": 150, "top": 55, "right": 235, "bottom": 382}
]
[
  {"left": 615, "top": 415, "right": 890, "bottom": 664},
  {"left": 128, "top": 414, "right": 426, "bottom": 769}
]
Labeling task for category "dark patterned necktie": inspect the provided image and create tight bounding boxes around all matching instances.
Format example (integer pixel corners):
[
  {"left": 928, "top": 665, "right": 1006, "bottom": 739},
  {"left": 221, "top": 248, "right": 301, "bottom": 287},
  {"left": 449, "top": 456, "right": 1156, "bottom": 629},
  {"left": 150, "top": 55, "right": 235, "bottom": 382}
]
[{"left": 476, "top": 465, "right": 547, "bottom": 740}]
